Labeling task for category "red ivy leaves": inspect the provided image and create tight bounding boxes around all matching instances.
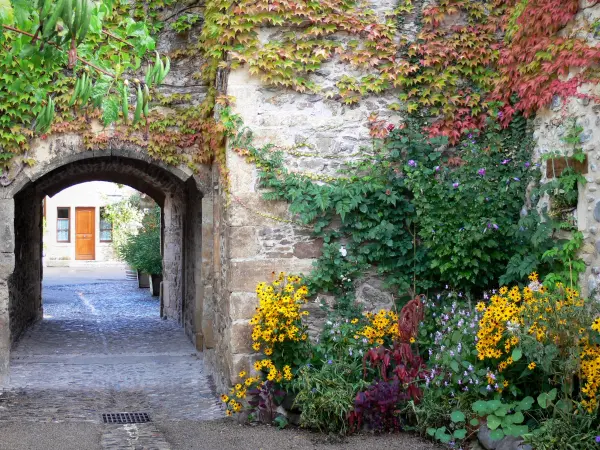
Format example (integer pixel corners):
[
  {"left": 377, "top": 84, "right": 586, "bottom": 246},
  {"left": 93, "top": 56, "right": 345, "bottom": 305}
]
[{"left": 494, "top": 0, "right": 600, "bottom": 123}]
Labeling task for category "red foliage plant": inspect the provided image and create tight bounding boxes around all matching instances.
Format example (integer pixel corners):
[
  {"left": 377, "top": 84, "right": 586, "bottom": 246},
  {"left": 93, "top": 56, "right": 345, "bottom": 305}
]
[{"left": 349, "top": 296, "right": 426, "bottom": 432}]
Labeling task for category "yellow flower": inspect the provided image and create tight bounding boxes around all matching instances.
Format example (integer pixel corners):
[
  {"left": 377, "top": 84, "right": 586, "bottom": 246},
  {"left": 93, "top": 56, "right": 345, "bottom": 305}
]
[
  {"left": 252, "top": 343, "right": 260, "bottom": 351},
  {"left": 376, "top": 338, "right": 384, "bottom": 345},
  {"left": 528, "top": 362, "right": 536, "bottom": 370},
  {"left": 499, "top": 286, "right": 508, "bottom": 295},
  {"left": 235, "top": 384, "right": 242, "bottom": 390},
  {"left": 528, "top": 272, "right": 538, "bottom": 281},
  {"left": 592, "top": 318, "right": 600, "bottom": 333},
  {"left": 409, "top": 337, "right": 416, "bottom": 343},
  {"left": 253, "top": 360, "right": 262, "bottom": 371},
  {"left": 221, "top": 394, "right": 229, "bottom": 403},
  {"left": 351, "top": 318, "right": 359, "bottom": 324},
  {"left": 264, "top": 348, "right": 273, "bottom": 356},
  {"left": 226, "top": 409, "right": 232, "bottom": 416},
  {"left": 476, "top": 302, "right": 486, "bottom": 312},
  {"left": 238, "top": 371, "right": 247, "bottom": 378}
]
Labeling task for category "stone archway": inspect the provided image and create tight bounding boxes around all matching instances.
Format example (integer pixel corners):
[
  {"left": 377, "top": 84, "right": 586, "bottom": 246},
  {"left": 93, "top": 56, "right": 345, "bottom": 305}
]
[{"left": 0, "top": 136, "right": 212, "bottom": 382}]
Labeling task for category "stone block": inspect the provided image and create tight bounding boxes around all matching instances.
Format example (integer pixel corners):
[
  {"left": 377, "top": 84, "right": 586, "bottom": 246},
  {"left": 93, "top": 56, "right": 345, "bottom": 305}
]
[
  {"left": 230, "top": 353, "right": 252, "bottom": 384},
  {"left": 229, "top": 227, "right": 260, "bottom": 259},
  {"left": 230, "top": 320, "right": 253, "bottom": 354},
  {"left": 0, "top": 199, "right": 14, "bottom": 253},
  {"left": 230, "top": 292, "right": 259, "bottom": 321},
  {"left": 227, "top": 148, "right": 257, "bottom": 194},
  {"left": 229, "top": 259, "right": 315, "bottom": 292},
  {"left": 355, "top": 278, "right": 395, "bottom": 312},
  {"left": 0, "top": 252, "right": 15, "bottom": 280},
  {"left": 227, "top": 194, "right": 292, "bottom": 227},
  {"left": 293, "top": 239, "right": 323, "bottom": 258},
  {"left": 202, "top": 319, "right": 215, "bottom": 349}
]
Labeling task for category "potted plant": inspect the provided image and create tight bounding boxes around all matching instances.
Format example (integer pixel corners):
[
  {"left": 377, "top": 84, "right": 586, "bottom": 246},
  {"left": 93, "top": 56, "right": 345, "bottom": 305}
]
[{"left": 118, "top": 207, "right": 162, "bottom": 294}]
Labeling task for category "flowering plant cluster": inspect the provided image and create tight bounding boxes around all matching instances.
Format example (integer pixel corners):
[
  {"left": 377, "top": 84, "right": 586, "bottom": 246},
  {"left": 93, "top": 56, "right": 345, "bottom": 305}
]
[
  {"left": 476, "top": 273, "right": 600, "bottom": 414},
  {"left": 249, "top": 272, "right": 311, "bottom": 374},
  {"left": 221, "top": 370, "right": 261, "bottom": 416},
  {"left": 359, "top": 310, "right": 400, "bottom": 345}
]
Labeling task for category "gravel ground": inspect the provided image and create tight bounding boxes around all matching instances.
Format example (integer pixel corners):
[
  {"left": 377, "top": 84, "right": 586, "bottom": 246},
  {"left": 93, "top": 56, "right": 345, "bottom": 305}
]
[{"left": 0, "top": 419, "right": 441, "bottom": 450}]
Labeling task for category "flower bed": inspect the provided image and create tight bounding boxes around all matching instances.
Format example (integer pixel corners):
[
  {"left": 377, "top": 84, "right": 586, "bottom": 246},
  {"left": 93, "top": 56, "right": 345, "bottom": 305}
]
[{"left": 222, "top": 272, "right": 600, "bottom": 449}]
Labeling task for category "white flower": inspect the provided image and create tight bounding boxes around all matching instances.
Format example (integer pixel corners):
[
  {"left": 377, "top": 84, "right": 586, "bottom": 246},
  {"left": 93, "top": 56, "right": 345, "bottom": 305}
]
[{"left": 339, "top": 246, "right": 347, "bottom": 257}]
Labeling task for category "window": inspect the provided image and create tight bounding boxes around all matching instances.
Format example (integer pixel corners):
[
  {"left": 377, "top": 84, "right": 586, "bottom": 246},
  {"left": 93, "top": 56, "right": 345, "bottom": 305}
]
[
  {"left": 99, "top": 207, "right": 113, "bottom": 242},
  {"left": 56, "top": 207, "right": 70, "bottom": 242}
]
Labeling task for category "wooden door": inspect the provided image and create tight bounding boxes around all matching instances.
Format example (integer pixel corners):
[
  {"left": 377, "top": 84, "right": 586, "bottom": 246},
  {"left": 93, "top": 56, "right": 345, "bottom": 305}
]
[{"left": 75, "top": 207, "right": 95, "bottom": 260}]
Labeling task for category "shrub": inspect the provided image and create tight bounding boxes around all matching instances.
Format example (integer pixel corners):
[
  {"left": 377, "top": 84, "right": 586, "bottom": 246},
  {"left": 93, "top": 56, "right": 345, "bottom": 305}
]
[
  {"left": 293, "top": 360, "right": 367, "bottom": 434},
  {"left": 118, "top": 206, "right": 162, "bottom": 275}
]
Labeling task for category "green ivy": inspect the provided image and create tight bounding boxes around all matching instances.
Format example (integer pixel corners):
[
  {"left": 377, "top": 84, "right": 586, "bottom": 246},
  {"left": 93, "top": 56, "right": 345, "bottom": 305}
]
[{"left": 223, "top": 108, "right": 564, "bottom": 304}]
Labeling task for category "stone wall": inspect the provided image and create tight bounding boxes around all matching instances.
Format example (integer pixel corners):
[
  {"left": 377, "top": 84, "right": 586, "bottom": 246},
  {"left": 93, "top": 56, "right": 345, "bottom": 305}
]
[
  {"left": 9, "top": 186, "right": 43, "bottom": 343},
  {"left": 0, "top": 136, "right": 210, "bottom": 384},
  {"left": 210, "top": 0, "right": 404, "bottom": 388},
  {"left": 531, "top": 2, "right": 600, "bottom": 299}
]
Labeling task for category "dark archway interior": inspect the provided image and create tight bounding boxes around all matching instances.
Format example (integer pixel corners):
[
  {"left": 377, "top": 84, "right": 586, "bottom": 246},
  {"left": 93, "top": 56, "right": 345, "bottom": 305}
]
[{"left": 8, "top": 156, "right": 203, "bottom": 348}]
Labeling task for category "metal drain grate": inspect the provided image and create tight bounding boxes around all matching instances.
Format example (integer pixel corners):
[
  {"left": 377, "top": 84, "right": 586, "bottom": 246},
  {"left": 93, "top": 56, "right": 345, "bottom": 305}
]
[{"left": 102, "top": 412, "right": 151, "bottom": 424}]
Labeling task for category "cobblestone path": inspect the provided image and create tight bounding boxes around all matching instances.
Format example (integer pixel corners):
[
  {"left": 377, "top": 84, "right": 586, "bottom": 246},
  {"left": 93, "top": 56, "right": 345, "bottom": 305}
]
[{"left": 0, "top": 272, "right": 223, "bottom": 449}]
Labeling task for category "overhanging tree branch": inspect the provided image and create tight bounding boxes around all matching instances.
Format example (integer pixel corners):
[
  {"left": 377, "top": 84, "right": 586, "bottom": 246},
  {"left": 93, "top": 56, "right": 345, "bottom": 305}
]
[{"left": 2, "top": 24, "right": 115, "bottom": 78}]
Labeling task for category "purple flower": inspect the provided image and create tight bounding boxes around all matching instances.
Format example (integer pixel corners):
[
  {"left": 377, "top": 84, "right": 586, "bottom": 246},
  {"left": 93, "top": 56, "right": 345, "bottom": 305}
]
[
  {"left": 524, "top": 161, "right": 531, "bottom": 168},
  {"left": 468, "top": 133, "right": 473, "bottom": 139},
  {"left": 327, "top": 360, "right": 333, "bottom": 364},
  {"left": 452, "top": 182, "right": 459, "bottom": 188},
  {"left": 501, "top": 159, "right": 510, "bottom": 165},
  {"left": 493, "top": 223, "right": 499, "bottom": 230},
  {"left": 595, "top": 436, "right": 600, "bottom": 443},
  {"left": 513, "top": 177, "right": 520, "bottom": 181},
  {"left": 478, "top": 168, "right": 486, "bottom": 176},
  {"left": 435, "top": 165, "right": 440, "bottom": 172},
  {"left": 408, "top": 160, "right": 417, "bottom": 167},
  {"left": 497, "top": 111, "right": 503, "bottom": 119}
]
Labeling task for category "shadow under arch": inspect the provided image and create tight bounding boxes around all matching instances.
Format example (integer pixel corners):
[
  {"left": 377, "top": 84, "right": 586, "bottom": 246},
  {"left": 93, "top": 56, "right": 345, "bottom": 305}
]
[{"left": 4, "top": 154, "right": 206, "bottom": 371}]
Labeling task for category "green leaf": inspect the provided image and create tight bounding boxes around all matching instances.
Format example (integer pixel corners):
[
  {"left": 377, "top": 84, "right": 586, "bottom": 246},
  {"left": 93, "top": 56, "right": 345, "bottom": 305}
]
[
  {"left": 515, "top": 396, "right": 534, "bottom": 411},
  {"left": 469, "top": 418, "right": 480, "bottom": 427},
  {"left": 453, "top": 429, "right": 467, "bottom": 439},
  {"left": 486, "top": 414, "right": 501, "bottom": 430},
  {"left": 555, "top": 399, "right": 572, "bottom": 413},
  {"left": 426, "top": 428, "right": 436, "bottom": 437},
  {"left": 490, "top": 429, "right": 505, "bottom": 441},
  {"left": 450, "top": 411, "right": 466, "bottom": 423},
  {"left": 511, "top": 348, "right": 522, "bottom": 361},
  {"left": 537, "top": 392, "right": 548, "bottom": 409},
  {"left": 0, "top": 0, "right": 14, "bottom": 26},
  {"left": 504, "top": 424, "right": 528, "bottom": 437},
  {"left": 547, "top": 388, "right": 557, "bottom": 401},
  {"left": 511, "top": 411, "right": 524, "bottom": 424},
  {"left": 472, "top": 400, "right": 488, "bottom": 415},
  {"left": 450, "top": 360, "right": 460, "bottom": 372},
  {"left": 101, "top": 96, "right": 120, "bottom": 126}
]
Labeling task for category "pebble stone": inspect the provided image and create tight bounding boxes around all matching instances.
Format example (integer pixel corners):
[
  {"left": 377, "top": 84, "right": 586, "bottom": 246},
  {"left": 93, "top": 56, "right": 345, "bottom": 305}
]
[{"left": 0, "top": 277, "right": 224, "bottom": 449}]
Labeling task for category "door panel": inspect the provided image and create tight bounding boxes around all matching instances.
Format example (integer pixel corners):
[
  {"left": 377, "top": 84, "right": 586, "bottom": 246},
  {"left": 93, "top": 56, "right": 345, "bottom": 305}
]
[{"left": 75, "top": 207, "right": 95, "bottom": 260}]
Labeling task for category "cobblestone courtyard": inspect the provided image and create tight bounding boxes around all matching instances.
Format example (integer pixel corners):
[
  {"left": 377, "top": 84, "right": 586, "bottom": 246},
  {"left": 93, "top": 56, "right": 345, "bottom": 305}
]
[{"left": 0, "top": 267, "right": 223, "bottom": 449}]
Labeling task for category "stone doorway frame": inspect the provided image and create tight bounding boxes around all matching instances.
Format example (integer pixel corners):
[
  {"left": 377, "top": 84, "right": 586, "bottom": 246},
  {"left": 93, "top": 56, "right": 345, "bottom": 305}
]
[{"left": 0, "top": 141, "right": 214, "bottom": 384}]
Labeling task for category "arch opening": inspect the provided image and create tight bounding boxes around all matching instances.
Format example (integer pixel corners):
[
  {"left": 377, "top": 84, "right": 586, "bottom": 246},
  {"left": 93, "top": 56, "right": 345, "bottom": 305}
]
[{"left": 1, "top": 155, "right": 206, "bottom": 379}]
